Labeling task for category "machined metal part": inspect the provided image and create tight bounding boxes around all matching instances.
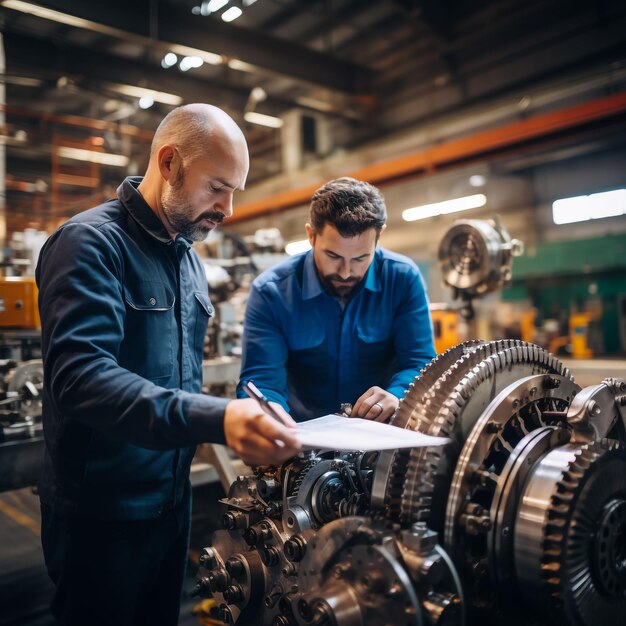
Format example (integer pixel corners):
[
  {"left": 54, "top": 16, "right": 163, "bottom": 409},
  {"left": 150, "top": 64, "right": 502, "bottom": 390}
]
[
  {"left": 5, "top": 359, "right": 43, "bottom": 419},
  {"left": 565, "top": 377, "right": 626, "bottom": 443},
  {"left": 515, "top": 439, "right": 626, "bottom": 625},
  {"left": 296, "top": 517, "right": 462, "bottom": 626},
  {"left": 488, "top": 426, "right": 570, "bottom": 597},
  {"left": 438, "top": 218, "right": 523, "bottom": 299},
  {"left": 444, "top": 373, "right": 578, "bottom": 557}
]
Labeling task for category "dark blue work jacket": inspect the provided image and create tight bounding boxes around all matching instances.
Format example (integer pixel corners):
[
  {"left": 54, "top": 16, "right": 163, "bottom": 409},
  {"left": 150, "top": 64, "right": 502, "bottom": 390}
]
[{"left": 36, "top": 177, "right": 228, "bottom": 520}]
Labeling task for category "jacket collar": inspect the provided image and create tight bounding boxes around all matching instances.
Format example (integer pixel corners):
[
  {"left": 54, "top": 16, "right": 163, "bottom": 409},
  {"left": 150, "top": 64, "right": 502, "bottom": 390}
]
[
  {"left": 301, "top": 248, "right": 381, "bottom": 300},
  {"left": 117, "top": 176, "right": 191, "bottom": 250}
]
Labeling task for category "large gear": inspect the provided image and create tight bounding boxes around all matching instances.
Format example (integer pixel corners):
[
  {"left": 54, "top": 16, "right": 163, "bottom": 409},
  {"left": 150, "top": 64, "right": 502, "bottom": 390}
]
[
  {"left": 378, "top": 340, "right": 525, "bottom": 519},
  {"left": 397, "top": 342, "right": 574, "bottom": 529},
  {"left": 516, "top": 439, "right": 626, "bottom": 626}
]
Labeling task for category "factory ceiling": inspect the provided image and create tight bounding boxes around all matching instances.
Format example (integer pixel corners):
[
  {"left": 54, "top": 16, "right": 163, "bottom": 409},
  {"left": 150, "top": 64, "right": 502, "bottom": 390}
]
[{"left": 0, "top": 0, "right": 626, "bottom": 235}]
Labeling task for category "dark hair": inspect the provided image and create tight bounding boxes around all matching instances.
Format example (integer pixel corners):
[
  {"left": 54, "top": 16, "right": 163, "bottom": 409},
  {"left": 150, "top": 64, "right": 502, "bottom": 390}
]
[{"left": 309, "top": 177, "right": 387, "bottom": 237}]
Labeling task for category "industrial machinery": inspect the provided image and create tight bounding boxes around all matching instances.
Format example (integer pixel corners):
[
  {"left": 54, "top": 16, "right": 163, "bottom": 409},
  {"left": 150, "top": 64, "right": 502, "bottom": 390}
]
[
  {"left": 438, "top": 218, "right": 523, "bottom": 320},
  {"left": 197, "top": 340, "right": 626, "bottom": 626},
  {"left": 0, "top": 358, "right": 44, "bottom": 492}
]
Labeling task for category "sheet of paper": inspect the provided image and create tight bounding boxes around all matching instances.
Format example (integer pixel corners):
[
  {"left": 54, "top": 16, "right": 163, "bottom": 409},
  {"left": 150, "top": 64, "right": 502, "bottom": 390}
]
[{"left": 295, "top": 414, "right": 450, "bottom": 451}]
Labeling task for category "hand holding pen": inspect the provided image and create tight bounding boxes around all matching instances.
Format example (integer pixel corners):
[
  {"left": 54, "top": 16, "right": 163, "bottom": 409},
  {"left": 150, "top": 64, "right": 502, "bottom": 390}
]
[{"left": 223, "top": 381, "right": 301, "bottom": 465}]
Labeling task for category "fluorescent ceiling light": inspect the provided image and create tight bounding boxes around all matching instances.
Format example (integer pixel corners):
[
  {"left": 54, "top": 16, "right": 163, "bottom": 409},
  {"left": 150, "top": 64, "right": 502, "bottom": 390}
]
[
  {"left": 222, "top": 6, "right": 242, "bottom": 21},
  {"left": 1, "top": 1, "right": 222, "bottom": 66},
  {"left": 552, "top": 189, "right": 626, "bottom": 225},
  {"left": 57, "top": 147, "right": 129, "bottom": 167},
  {"left": 469, "top": 174, "right": 487, "bottom": 187},
  {"left": 244, "top": 111, "right": 284, "bottom": 128},
  {"left": 179, "top": 56, "right": 204, "bottom": 71},
  {"left": 402, "top": 194, "right": 487, "bottom": 222},
  {"left": 138, "top": 95, "right": 154, "bottom": 109},
  {"left": 208, "top": 0, "right": 229, "bottom": 10},
  {"left": 102, "top": 82, "right": 183, "bottom": 106},
  {"left": 285, "top": 239, "right": 311, "bottom": 255},
  {"left": 161, "top": 52, "right": 178, "bottom": 68}
]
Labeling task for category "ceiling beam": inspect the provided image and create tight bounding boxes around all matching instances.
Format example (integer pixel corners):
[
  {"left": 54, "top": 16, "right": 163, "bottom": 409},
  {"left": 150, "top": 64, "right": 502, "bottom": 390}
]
[{"left": 0, "top": 0, "right": 374, "bottom": 95}]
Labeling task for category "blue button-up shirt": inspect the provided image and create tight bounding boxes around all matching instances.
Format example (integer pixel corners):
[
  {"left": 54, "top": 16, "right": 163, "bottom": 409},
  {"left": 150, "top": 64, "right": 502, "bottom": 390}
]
[{"left": 237, "top": 247, "right": 435, "bottom": 421}]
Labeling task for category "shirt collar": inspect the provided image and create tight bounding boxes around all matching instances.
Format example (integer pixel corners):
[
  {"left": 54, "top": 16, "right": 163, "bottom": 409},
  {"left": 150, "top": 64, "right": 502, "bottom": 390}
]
[
  {"left": 117, "top": 176, "right": 192, "bottom": 250},
  {"left": 301, "top": 248, "right": 381, "bottom": 300}
]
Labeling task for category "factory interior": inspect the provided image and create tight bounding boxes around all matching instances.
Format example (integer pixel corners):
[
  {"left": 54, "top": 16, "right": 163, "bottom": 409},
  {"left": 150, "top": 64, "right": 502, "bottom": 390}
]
[{"left": 1, "top": 0, "right": 626, "bottom": 625}]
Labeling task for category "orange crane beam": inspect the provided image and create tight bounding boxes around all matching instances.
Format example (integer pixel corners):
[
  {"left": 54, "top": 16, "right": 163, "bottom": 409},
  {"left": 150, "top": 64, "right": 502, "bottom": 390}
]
[{"left": 228, "top": 91, "right": 626, "bottom": 223}]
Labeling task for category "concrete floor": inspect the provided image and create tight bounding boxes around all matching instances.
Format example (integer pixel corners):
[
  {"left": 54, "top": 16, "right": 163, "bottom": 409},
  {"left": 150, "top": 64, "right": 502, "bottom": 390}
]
[{"left": 0, "top": 483, "right": 226, "bottom": 626}]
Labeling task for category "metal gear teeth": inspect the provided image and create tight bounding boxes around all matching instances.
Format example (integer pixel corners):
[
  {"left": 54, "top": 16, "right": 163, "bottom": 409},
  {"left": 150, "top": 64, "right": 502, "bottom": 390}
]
[
  {"left": 540, "top": 439, "right": 625, "bottom": 608},
  {"left": 399, "top": 343, "right": 574, "bottom": 527}
]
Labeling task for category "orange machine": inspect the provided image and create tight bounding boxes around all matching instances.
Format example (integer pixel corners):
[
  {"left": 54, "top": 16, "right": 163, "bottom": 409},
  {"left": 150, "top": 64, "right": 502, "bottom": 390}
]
[
  {"left": 0, "top": 277, "right": 40, "bottom": 329},
  {"left": 431, "top": 308, "right": 459, "bottom": 354}
]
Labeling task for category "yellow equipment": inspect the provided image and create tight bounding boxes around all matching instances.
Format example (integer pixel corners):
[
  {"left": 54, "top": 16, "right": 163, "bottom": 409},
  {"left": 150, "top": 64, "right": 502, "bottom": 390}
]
[
  {"left": 0, "top": 278, "right": 40, "bottom": 329},
  {"left": 569, "top": 312, "right": 595, "bottom": 359},
  {"left": 431, "top": 308, "right": 459, "bottom": 354}
]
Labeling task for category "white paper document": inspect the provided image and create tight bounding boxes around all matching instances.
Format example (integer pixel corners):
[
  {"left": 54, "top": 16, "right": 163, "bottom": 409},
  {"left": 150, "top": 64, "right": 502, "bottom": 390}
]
[{"left": 295, "top": 414, "right": 450, "bottom": 451}]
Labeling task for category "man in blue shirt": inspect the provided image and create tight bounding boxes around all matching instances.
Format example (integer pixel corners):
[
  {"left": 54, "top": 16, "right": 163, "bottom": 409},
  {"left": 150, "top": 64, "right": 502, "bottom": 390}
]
[
  {"left": 238, "top": 177, "right": 435, "bottom": 422},
  {"left": 36, "top": 104, "right": 300, "bottom": 626}
]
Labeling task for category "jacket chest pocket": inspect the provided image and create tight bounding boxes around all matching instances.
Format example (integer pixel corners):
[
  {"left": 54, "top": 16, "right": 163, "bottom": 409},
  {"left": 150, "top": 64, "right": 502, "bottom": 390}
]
[
  {"left": 122, "top": 280, "right": 176, "bottom": 381},
  {"left": 193, "top": 291, "right": 214, "bottom": 357}
]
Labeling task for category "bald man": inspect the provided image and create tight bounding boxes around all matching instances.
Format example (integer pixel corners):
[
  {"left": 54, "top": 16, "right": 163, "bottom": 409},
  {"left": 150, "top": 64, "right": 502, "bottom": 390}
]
[{"left": 36, "top": 104, "right": 300, "bottom": 626}]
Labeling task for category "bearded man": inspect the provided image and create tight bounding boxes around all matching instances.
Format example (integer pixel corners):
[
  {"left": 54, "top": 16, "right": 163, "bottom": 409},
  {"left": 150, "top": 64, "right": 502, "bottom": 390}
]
[
  {"left": 36, "top": 104, "right": 300, "bottom": 626},
  {"left": 237, "top": 177, "right": 436, "bottom": 423}
]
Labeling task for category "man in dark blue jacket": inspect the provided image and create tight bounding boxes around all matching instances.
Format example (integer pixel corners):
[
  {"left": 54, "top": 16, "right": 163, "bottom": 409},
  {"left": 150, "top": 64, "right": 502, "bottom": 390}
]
[
  {"left": 237, "top": 177, "right": 435, "bottom": 423},
  {"left": 36, "top": 103, "right": 300, "bottom": 626}
]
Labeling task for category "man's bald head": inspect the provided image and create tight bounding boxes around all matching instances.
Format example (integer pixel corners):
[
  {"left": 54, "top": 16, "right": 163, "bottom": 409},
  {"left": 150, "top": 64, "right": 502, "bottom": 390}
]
[{"left": 150, "top": 103, "right": 247, "bottom": 163}]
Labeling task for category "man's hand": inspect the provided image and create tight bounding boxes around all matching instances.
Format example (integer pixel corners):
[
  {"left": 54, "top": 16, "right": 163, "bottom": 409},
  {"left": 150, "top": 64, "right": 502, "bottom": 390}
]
[
  {"left": 224, "top": 398, "right": 301, "bottom": 465},
  {"left": 352, "top": 386, "right": 399, "bottom": 422}
]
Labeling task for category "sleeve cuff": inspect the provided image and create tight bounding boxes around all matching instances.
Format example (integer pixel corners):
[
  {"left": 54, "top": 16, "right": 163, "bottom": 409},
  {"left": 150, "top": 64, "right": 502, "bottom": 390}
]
[{"left": 186, "top": 393, "right": 230, "bottom": 445}]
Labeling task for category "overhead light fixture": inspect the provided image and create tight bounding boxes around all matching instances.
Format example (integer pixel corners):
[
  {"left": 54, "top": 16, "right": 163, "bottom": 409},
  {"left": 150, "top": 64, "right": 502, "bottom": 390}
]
[
  {"left": 244, "top": 111, "right": 283, "bottom": 128},
  {"left": 102, "top": 82, "right": 183, "bottom": 106},
  {"left": 222, "top": 6, "right": 242, "bottom": 21},
  {"left": 179, "top": 55, "right": 204, "bottom": 72},
  {"left": 285, "top": 239, "right": 311, "bottom": 255},
  {"left": 138, "top": 95, "right": 154, "bottom": 109},
  {"left": 161, "top": 52, "right": 178, "bottom": 68},
  {"left": 402, "top": 194, "right": 487, "bottom": 222},
  {"left": 469, "top": 174, "right": 487, "bottom": 187},
  {"left": 208, "top": 0, "right": 230, "bottom": 10},
  {"left": 57, "top": 146, "right": 129, "bottom": 168},
  {"left": 552, "top": 189, "right": 626, "bottom": 225},
  {"left": 243, "top": 0, "right": 259, "bottom": 5}
]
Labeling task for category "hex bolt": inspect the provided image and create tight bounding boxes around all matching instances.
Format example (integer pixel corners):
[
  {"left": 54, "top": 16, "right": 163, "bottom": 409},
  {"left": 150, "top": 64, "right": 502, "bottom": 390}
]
[
  {"left": 284, "top": 535, "right": 307, "bottom": 562},
  {"left": 190, "top": 577, "right": 210, "bottom": 597},
  {"left": 222, "top": 511, "right": 247, "bottom": 530},
  {"left": 199, "top": 547, "right": 217, "bottom": 568},
  {"left": 225, "top": 556, "right": 245, "bottom": 578},
  {"left": 223, "top": 584, "right": 244, "bottom": 604},
  {"left": 207, "top": 568, "right": 229, "bottom": 593},
  {"left": 298, "top": 599, "right": 313, "bottom": 622},
  {"left": 261, "top": 546, "right": 281, "bottom": 567}
]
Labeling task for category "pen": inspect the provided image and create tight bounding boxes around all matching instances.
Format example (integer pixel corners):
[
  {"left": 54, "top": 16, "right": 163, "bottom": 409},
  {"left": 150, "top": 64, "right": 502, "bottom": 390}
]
[{"left": 242, "top": 380, "right": 286, "bottom": 425}]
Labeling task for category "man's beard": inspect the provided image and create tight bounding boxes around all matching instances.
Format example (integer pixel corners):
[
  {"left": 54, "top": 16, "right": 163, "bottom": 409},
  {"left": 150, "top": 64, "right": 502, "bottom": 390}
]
[
  {"left": 161, "top": 177, "right": 225, "bottom": 242},
  {"left": 319, "top": 273, "right": 361, "bottom": 299}
]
